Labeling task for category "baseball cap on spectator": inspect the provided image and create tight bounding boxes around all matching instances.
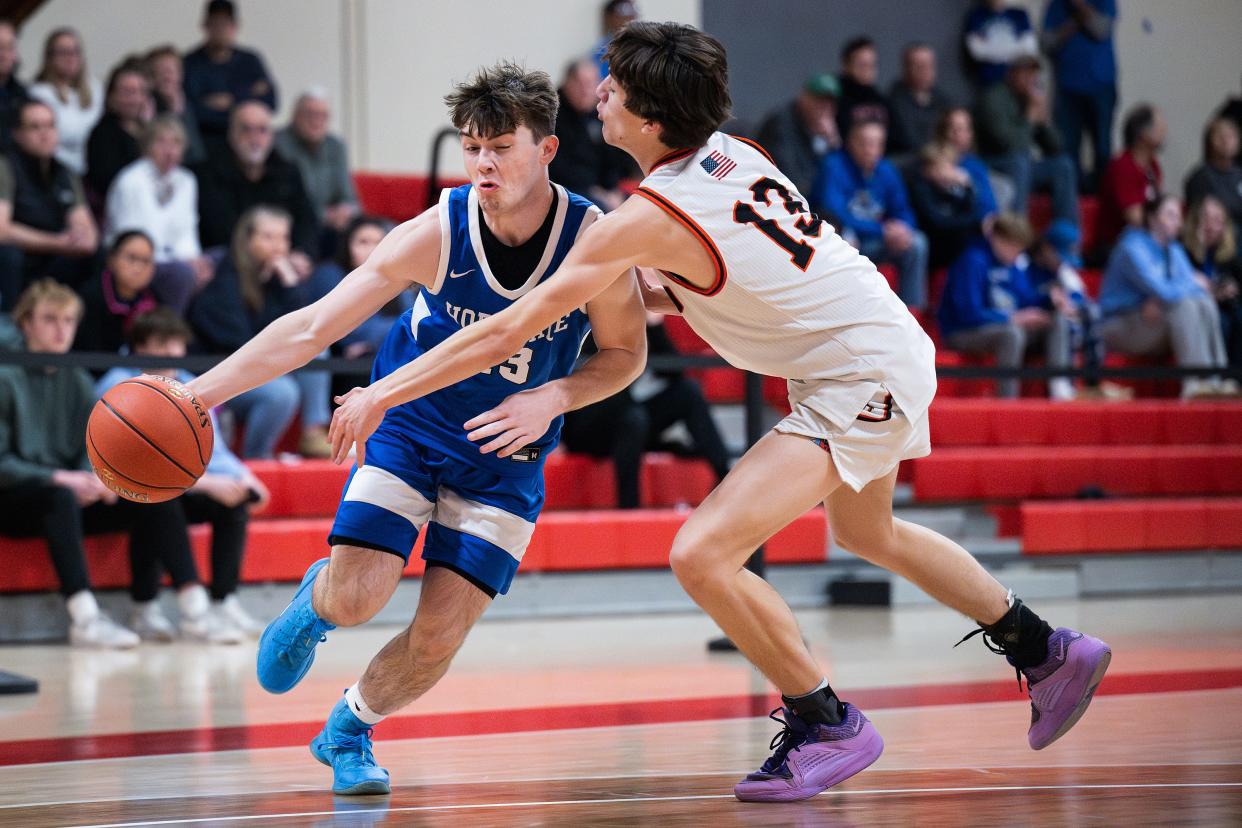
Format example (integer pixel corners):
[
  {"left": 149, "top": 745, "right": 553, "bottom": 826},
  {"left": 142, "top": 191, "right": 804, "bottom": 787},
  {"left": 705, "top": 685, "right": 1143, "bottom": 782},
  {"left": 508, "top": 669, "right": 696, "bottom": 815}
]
[
  {"left": 205, "top": 0, "right": 236, "bottom": 21},
  {"left": 803, "top": 73, "right": 840, "bottom": 99},
  {"left": 1042, "top": 218, "right": 1082, "bottom": 267}
]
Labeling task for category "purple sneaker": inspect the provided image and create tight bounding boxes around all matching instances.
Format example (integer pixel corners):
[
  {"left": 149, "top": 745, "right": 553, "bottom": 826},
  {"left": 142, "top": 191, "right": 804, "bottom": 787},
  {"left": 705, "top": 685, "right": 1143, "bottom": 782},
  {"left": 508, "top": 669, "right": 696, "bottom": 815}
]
[
  {"left": 734, "top": 704, "right": 883, "bottom": 802},
  {"left": 1021, "top": 627, "right": 1111, "bottom": 750}
]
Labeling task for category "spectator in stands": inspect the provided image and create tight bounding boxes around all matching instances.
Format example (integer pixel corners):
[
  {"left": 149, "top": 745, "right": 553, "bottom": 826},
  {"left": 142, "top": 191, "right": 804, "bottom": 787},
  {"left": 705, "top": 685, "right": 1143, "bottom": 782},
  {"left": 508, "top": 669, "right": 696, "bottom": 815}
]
[
  {"left": 84, "top": 60, "right": 152, "bottom": 201},
  {"left": 907, "top": 143, "right": 991, "bottom": 270},
  {"left": 0, "top": 100, "right": 99, "bottom": 306},
  {"left": 188, "top": 205, "right": 323, "bottom": 457},
  {"left": 0, "top": 280, "right": 205, "bottom": 648},
  {"left": 0, "top": 20, "right": 29, "bottom": 152},
  {"left": 73, "top": 229, "right": 158, "bottom": 354},
  {"left": 28, "top": 27, "right": 101, "bottom": 176},
  {"left": 816, "top": 119, "right": 929, "bottom": 309},
  {"left": 1185, "top": 117, "right": 1242, "bottom": 231},
  {"left": 1028, "top": 219, "right": 1128, "bottom": 398},
  {"left": 145, "top": 45, "right": 206, "bottom": 166},
  {"left": 549, "top": 59, "right": 632, "bottom": 212},
  {"left": 1100, "top": 195, "right": 1235, "bottom": 398},
  {"left": 964, "top": 0, "right": 1038, "bottom": 88},
  {"left": 1041, "top": 0, "right": 1118, "bottom": 193},
  {"left": 97, "top": 309, "right": 267, "bottom": 640},
  {"left": 939, "top": 214, "right": 1075, "bottom": 399},
  {"left": 561, "top": 317, "right": 730, "bottom": 509},
  {"left": 1218, "top": 77, "right": 1242, "bottom": 166},
  {"left": 756, "top": 73, "right": 840, "bottom": 211},
  {"left": 887, "top": 43, "right": 952, "bottom": 159},
  {"left": 934, "top": 106, "right": 1003, "bottom": 218},
  {"left": 1096, "top": 104, "right": 1166, "bottom": 251},
  {"left": 975, "top": 55, "right": 1077, "bottom": 223},
  {"left": 1183, "top": 195, "right": 1242, "bottom": 367},
  {"left": 106, "top": 115, "right": 207, "bottom": 314},
  {"left": 196, "top": 101, "right": 318, "bottom": 275},
  {"left": 308, "top": 215, "right": 408, "bottom": 359},
  {"left": 593, "top": 0, "right": 639, "bottom": 79},
  {"left": 183, "top": 0, "right": 278, "bottom": 156},
  {"left": 275, "top": 89, "right": 359, "bottom": 244},
  {"left": 835, "top": 37, "right": 891, "bottom": 141}
]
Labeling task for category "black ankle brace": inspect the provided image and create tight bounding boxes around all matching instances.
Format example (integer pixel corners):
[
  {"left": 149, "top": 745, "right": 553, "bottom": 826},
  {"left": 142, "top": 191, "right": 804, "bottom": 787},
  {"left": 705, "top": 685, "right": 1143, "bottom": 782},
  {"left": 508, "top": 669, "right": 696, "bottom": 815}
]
[
  {"left": 962, "top": 596, "right": 1053, "bottom": 670},
  {"left": 782, "top": 685, "right": 845, "bottom": 726}
]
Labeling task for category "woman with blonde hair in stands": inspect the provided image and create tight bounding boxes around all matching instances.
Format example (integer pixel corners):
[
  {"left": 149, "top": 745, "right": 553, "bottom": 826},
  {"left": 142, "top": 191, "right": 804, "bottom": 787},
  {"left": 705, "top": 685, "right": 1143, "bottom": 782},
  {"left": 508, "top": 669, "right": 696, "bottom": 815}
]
[
  {"left": 187, "top": 205, "right": 333, "bottom": 457},
  {"left": 28, "top": 27, "right": 101, "bottom": 175},
  {"left": 1183, "top": 194, "right": 1242, "bottom": 366}
]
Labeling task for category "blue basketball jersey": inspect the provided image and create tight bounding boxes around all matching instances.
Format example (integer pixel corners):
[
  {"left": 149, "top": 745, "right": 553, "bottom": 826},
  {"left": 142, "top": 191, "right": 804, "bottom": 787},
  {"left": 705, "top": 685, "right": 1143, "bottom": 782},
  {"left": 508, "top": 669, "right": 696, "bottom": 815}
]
[{"left": 373, "top": 183, "right": 598, "bottom": 478}]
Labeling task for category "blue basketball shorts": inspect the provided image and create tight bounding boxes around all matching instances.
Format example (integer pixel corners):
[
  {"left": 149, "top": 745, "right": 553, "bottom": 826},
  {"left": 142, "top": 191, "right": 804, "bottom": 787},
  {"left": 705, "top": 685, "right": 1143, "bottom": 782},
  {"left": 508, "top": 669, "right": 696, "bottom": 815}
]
[{"left": 328, "top": 423, "right": 544, "bottom": 597}]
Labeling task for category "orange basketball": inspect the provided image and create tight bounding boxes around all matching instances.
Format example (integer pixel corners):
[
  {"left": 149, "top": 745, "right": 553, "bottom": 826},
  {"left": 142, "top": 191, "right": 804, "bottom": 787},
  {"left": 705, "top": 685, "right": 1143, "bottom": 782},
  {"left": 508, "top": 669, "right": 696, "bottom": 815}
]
[{"left": 86, "top": 376, "right": 214, "bottom": 503}]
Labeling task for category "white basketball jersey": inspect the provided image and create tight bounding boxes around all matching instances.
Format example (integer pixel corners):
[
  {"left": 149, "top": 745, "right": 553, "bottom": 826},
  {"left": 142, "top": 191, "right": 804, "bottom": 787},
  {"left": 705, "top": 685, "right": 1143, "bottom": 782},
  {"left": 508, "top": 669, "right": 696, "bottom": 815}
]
[{"left": 637, "top": 132, "right": 937, "bottom": 430}]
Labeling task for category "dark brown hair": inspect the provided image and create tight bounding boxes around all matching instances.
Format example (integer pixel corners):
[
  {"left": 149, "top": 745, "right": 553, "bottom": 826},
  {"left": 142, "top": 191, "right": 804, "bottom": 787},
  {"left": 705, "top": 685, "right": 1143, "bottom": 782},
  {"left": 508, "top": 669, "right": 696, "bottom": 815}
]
[
  {"left": 444, "top": 62, "right": 557, "bottom": 141},
  {"left": 129, "top": 308, "right": 193, "bottom": 349},
  {"left": 605, "top": 21, "right": 731, "bottom": 149}
]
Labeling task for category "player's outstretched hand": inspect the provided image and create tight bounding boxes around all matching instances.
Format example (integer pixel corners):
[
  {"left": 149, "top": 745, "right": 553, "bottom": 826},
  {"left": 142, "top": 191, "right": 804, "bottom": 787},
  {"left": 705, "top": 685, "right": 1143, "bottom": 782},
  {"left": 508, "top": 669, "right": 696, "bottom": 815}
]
[
  {"left": 329, "top": 386, "right": 385, "bottom": 467},
  {"left": 464, "top": 387, "right": 560, "bottom": 457}
]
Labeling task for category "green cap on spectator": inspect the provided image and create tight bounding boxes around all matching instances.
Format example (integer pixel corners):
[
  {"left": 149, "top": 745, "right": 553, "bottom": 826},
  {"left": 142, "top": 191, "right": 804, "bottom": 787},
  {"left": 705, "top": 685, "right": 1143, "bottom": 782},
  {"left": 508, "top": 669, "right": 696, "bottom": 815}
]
[{"left": 803, "top": 73, "right": 841, "bottom": 99}]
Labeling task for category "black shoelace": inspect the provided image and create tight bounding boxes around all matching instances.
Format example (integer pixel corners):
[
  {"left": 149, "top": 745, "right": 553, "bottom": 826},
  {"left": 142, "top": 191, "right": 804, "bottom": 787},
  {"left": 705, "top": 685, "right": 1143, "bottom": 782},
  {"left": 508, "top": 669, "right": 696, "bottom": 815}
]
[
  {"left": 955, "top": 626, "right": 1025, "bottom": 691},
  {"left": 759, "top": 708, "right": 808, "bottom": 774}
]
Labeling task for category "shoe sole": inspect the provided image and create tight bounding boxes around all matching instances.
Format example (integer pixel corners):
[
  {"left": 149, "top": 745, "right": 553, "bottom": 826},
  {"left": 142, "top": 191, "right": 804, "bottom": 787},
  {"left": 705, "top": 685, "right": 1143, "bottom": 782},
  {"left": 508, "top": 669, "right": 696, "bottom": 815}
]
[
  {"left": 1033, "top": 647, "right": 1112, "bottom": 751},
  {"left": 256, "top": 559, "right": 330, "bottom": 694},
  {"left": 734, "top": 726, "right": 884, "bottom": 802},
  {"left": 309, "top": 739, "right": 391, "bottom": 796}
]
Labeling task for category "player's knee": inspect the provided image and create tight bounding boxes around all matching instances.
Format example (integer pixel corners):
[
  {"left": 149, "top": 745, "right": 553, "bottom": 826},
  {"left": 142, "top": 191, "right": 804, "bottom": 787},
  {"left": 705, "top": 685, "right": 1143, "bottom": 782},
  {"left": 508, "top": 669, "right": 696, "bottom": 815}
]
[
  {"left": 668, "top": 526, "right": 726, "bottom": 593},
  {"left": 317, "top": 570, "right": 384, "bottom": 627}
]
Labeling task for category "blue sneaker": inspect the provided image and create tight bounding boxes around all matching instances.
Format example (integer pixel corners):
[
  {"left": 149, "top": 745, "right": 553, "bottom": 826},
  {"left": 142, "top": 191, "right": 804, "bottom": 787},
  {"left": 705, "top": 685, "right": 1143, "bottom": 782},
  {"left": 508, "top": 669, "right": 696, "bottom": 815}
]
[
  {"left": 256, "top": 558, "right": 335, "bottom": 693},
  {"left": 310, "top": 696, "right": 391, "bottom": 795}
]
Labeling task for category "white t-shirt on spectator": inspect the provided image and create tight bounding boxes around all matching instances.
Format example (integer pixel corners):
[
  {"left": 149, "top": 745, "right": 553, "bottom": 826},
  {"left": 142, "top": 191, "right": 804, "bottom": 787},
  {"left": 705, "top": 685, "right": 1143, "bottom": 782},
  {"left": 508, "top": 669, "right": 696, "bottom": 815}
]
[
  {"left": 105, "top": 158, "right": 202, "bottom": 262},
  {"left": 29, "top": 78, "right": 104, "bottom": 176}
]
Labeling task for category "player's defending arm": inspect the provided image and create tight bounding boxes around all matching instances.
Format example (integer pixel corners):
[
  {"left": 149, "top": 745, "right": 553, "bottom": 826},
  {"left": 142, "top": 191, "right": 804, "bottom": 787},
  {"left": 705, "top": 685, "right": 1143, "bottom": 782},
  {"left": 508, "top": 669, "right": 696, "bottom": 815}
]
[
  {"left": 187, "top": 207, "right": 441, "bottom": 408},
  {"left": 462, "top": 265, "right": 648, "bottom": 457},
  {"left": 329, "top": 203, "right": 659, "bottom": 465}
]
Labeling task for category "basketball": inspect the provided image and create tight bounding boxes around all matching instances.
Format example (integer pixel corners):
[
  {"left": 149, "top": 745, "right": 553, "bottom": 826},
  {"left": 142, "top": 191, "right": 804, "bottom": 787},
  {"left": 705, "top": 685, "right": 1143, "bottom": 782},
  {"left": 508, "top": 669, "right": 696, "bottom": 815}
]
[{"left": 86, "top": 376, "right": 214, "bottom": 504}]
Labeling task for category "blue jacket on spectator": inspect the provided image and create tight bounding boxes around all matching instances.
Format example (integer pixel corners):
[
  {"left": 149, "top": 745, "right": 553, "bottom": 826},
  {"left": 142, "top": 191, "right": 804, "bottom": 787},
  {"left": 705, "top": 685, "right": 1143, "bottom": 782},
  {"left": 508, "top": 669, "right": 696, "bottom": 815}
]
[
  {"left": 959, "top": 153, "right": 999, "bottom": 220},
  {"left": 1099, "top": 227, "right": 1206, "bottom": 317},
  {"left": 1042, "top": 0, "right": 1117, "bottom": 95},
  {"left": 964, "top": 5, "right": 1035, "bottom": 86},
  {"left": 814, "top": 150, "right": 916, "bottom": 244},
  {"left": 96, "top": 368, "right": 247, "bottom": 480},
  {"left": 938, "top": 238, "right": 1042, "bottom": 339}
]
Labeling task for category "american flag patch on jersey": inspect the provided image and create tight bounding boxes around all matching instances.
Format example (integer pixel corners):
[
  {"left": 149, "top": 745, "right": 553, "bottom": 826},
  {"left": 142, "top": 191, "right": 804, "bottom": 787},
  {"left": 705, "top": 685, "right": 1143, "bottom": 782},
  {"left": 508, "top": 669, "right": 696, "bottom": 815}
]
[{"left": 700, "top": 151, "right": 737, "bottom": 179}]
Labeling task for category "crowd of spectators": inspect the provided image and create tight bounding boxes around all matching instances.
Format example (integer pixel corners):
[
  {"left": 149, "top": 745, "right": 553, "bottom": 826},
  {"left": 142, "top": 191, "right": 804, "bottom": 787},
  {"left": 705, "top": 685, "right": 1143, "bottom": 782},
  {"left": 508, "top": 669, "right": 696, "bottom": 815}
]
[
  {"left": 2, "top": 0, "right": 1242, "bottom": 647},
  {"left": 746, "top": 0, "right": 1240, "bottom": 399}
]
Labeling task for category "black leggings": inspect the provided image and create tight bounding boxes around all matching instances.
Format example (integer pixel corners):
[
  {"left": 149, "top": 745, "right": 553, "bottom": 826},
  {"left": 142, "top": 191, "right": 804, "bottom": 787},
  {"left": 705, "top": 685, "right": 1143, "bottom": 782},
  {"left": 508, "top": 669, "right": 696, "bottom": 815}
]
[
  {"left": 561, "top": 378, "right": 731, "bottom": 509},
  {"left": 176, "top": 492, "right": 250, "bottom": 601},
  {"left": 0, "top": 485, "right": 198, "bottom": 600}
]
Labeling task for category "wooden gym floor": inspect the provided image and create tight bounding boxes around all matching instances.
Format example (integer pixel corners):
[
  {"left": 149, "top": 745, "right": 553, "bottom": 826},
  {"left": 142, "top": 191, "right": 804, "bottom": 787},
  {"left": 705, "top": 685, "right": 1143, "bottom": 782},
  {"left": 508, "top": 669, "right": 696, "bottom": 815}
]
[{"left": 0, "top": 593, "right": 1239, "bottom": 826}]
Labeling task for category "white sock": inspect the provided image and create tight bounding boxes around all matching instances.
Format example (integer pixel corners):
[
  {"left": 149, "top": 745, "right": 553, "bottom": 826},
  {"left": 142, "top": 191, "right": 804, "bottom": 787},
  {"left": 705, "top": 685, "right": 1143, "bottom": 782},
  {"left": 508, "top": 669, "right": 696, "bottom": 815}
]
[
  {"left": 178, "top": 584, "right": 210, "bottom": 620},
  {"left": 66, "top": 590, "right": 99, "bottom": 625},
  {"left": 345, "top": 683, "right": 385, "bottom": 725}
]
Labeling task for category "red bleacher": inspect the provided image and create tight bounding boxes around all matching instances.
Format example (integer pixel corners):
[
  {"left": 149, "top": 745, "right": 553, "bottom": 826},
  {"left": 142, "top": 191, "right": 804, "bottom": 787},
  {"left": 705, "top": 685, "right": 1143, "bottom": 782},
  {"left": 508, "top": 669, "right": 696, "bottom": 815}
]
[
  {"left": 1022, "top": 499, "right": 1242, "bottom": 554},
  {"left": 0, "top": 455, "right": 829, "bottom": 594},
  {"left": 919, "top": 399, "right": 1242, "bottom": 556}
]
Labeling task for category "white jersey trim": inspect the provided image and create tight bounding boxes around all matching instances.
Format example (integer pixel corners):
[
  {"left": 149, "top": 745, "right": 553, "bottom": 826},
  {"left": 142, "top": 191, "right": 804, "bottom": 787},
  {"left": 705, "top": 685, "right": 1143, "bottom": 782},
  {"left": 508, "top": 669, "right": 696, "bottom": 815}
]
[
  {"left": 426, "top": 187, "right": 454, "bottom": 296},
  {"left": 468, "top": 182, "right": 569, "bottom": 300}
]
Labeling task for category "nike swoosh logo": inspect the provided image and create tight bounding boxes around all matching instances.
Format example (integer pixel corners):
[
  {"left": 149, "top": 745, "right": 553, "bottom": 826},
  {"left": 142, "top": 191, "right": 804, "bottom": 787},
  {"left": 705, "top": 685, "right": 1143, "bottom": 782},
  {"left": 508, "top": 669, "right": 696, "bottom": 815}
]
[
  {"left": 449, "top": 269, "right": 475, "bottom": 279},
  {"left": 352, "top": 701, "right": 361, "bottom": 711}
]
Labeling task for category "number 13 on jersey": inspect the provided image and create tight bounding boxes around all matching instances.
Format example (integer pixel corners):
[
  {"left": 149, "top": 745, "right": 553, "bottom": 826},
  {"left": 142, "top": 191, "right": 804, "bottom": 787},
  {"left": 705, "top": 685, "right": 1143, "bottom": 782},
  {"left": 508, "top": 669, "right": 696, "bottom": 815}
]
[
  {"left": 732, "top": 176, "right": 823, "bottom": 271},
  {"left": 482, "top": 347, "right": 533, "bottom": 384}
]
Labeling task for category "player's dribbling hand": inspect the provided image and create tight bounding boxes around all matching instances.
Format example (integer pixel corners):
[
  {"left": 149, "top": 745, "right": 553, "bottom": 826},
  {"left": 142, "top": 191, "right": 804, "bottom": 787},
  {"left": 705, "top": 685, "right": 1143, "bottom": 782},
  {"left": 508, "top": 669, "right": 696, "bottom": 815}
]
[
  {"left": 463, "top": 387, "right": 559, "bottom": 457},
  {"left": 329, "top": 386, "right": 384, "bottom": 467}
]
